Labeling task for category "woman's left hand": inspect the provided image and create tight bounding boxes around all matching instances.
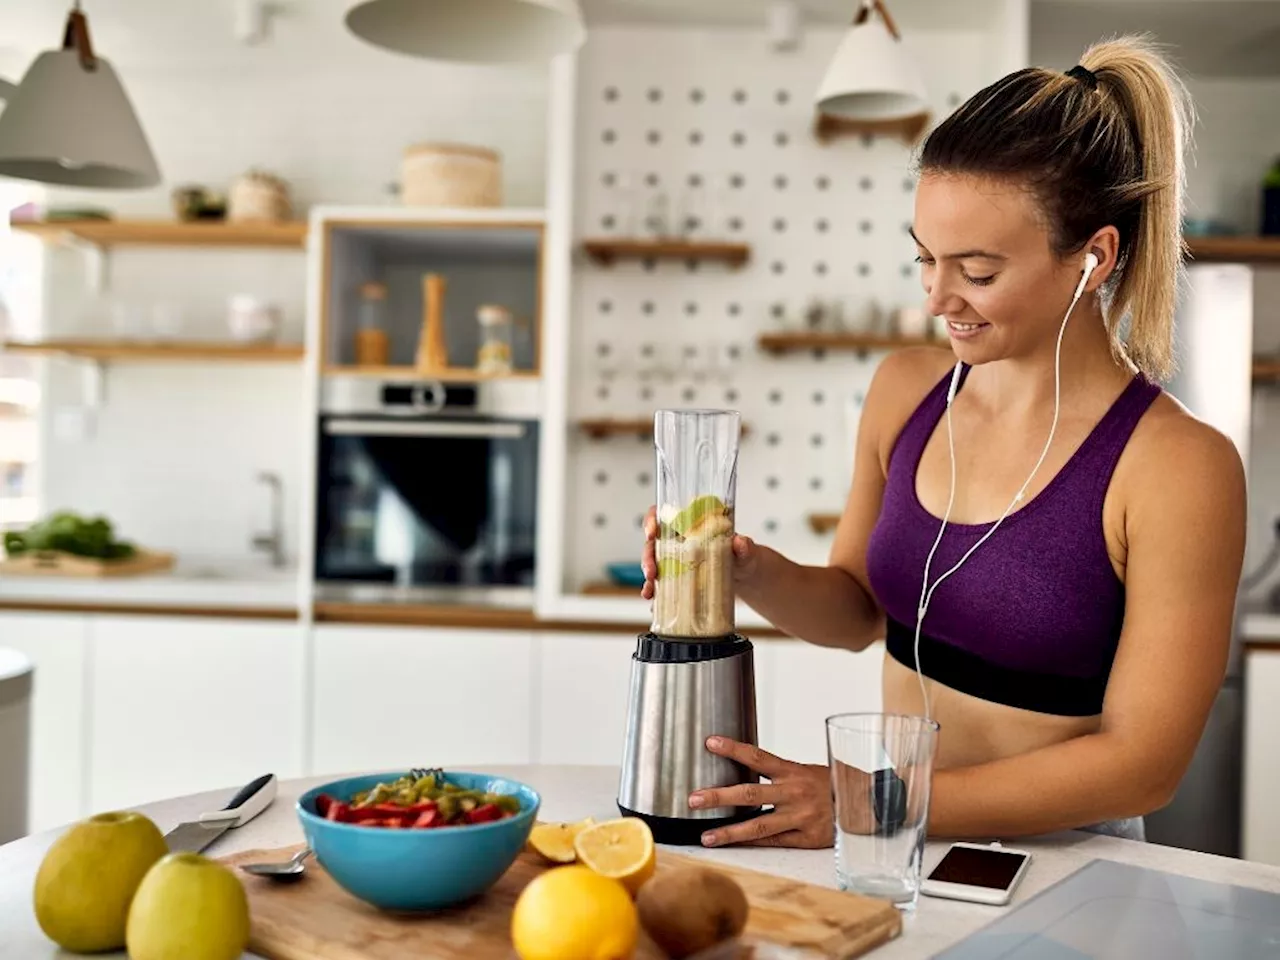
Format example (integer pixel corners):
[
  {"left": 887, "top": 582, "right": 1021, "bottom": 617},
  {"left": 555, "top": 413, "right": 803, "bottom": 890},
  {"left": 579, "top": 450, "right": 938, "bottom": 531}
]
[{"left": 688, "top": 736, "right": 835, "bottom": 849}]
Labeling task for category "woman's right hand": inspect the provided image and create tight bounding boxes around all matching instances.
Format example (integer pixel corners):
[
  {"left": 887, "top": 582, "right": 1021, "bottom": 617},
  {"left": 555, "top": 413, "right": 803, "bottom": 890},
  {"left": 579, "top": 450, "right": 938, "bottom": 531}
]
[{"left": 640, "top": 505, "right": 759, "bottom": 600}]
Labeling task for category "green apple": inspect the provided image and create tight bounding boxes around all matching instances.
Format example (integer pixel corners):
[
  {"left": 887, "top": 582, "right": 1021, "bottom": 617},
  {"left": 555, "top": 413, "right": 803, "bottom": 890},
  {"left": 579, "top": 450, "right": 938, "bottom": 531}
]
[
  {"left": 33, "top": 810, "right": 168, "bottom": 952},
  {"left": 126, "top": 852, "right": 250, "bottom": 960}
]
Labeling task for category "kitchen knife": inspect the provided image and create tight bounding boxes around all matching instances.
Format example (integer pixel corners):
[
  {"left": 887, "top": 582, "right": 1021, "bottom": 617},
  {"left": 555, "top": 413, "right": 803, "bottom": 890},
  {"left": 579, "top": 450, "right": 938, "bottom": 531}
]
[{"left": 165, "top": 773, "right": 278, "bottom": 854}]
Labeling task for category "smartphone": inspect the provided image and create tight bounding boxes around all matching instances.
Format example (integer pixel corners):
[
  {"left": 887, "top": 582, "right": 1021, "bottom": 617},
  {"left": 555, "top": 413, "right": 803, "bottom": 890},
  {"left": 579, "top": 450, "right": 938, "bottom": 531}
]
[{"left": 920, "top": 841, "right": 1032, "bottom": 906}]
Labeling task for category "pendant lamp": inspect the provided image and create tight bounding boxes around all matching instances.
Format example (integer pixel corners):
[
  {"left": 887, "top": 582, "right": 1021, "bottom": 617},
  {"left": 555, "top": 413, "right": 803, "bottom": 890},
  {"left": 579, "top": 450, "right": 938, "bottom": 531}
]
[
  {"left": 816, "top": 0, "right": 928, "bottom": 123},
  {"left": 0, "top": 4, "right": 160, "bottom": 189},
  {"left": 345, "top": 0, "right": 585, "bottom": 63}
]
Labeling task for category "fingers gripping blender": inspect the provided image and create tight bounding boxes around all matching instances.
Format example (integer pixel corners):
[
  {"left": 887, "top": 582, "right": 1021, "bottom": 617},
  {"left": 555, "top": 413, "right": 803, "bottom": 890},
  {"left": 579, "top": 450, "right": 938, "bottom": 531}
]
[{"left": 618, "top": 409, "right": 761, "bottom": 844}]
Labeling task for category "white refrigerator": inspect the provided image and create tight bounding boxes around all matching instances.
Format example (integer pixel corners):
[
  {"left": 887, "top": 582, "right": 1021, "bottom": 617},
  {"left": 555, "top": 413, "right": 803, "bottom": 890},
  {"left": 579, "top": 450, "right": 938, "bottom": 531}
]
[{"left": 1148, "top": 261, "right": 1255, "bottom": 857}]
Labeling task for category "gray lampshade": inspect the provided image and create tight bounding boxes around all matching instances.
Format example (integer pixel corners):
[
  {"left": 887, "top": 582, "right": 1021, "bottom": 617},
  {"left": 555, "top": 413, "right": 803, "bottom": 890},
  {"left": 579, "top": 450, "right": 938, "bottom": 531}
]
[
  {"left": 0, "top": 40, "right": 160, "bottom": 188},
  {"left": 345, "top": 0, "right": 585, "bottom": 63}
]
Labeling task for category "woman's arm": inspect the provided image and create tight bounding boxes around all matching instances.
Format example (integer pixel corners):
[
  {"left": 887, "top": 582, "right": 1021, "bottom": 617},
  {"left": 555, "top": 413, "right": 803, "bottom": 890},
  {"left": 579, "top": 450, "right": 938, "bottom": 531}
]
[
  {"left": 731, "top": 349, "right": 952, "bottom": 651},
  {"left": 927, "top": 414, "right": 1246, "bottom": 837}
]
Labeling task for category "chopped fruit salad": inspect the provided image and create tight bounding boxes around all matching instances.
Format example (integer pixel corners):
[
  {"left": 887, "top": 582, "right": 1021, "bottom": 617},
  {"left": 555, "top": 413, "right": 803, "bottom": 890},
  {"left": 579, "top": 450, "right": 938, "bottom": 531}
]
[
  {"left": 315, "top": 772, "right": 521, "bottom": 829},
  {"left": 653, "top": 494, "right": 735, "bottom": 638}
]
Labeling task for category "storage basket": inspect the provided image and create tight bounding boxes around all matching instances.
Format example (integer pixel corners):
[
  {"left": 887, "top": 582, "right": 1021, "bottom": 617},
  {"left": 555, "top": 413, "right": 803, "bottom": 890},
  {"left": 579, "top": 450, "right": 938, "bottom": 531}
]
[{"left": 401, "top": 143, "right": 501, "bottom": 208}]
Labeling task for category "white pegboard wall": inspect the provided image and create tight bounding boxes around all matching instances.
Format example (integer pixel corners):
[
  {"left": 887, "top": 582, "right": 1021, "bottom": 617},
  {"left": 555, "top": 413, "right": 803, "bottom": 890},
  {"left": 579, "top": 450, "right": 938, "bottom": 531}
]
[{"left": 564, "top": 23, "right": 997, "bottom": 588}]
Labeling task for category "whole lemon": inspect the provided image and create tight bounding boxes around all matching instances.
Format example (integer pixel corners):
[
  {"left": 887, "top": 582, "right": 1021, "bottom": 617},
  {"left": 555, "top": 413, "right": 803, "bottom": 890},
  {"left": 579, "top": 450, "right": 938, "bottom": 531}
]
[
  {"left": 512, "top": 864, "right": 639, "bottom": 960},
  {"left": 33, "top": 811, "right": 169, "bottom": 952}
]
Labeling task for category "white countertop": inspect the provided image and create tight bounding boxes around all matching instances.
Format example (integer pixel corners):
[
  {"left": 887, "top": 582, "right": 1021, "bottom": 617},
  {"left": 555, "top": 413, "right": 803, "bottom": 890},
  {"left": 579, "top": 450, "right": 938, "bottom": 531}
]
[
  {"left": 2, "top": 765, "right": 1278, "bottom": 959},
  {"left": 1242, "top": 606, "right": 1280, "bottom": 644},
  {"left": 0, "top": 560, "right": 302, "bottom": 613}
]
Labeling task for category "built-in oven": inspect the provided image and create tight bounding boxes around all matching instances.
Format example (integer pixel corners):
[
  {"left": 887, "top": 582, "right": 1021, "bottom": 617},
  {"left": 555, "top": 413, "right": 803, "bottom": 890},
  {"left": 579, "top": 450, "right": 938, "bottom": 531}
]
[{"left": 314, "top": 376, "right": 539, "bottom": 606}]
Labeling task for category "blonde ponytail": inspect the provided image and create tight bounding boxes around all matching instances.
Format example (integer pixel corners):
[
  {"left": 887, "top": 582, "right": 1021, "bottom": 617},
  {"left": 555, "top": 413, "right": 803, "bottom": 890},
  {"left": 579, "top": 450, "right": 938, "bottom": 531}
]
[{"left": 1082, "top": 37, "right": 1194, "bottom": 381}]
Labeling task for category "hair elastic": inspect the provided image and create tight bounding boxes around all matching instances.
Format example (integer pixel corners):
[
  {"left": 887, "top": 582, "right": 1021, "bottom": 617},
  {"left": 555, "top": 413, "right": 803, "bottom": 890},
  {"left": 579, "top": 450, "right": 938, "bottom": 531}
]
[{"left": 1066, "top": 64, "right": 1098, "bottom": 91}]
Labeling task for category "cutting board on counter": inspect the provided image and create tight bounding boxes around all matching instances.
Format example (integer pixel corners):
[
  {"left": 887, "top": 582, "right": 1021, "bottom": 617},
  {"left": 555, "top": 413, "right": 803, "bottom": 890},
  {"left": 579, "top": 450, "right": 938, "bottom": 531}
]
[
  {"left": 0, "top": 549, "right": 174, "bottom": 577},
  {"left": 222, "top": 844, "right": 901, "bottom": 960}
]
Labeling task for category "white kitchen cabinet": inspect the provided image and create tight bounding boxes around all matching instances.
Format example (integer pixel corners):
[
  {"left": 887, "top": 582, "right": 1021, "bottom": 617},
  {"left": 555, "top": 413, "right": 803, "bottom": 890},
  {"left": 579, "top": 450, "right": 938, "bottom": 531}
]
[
  {"left": 88, "top": 616, "right": 305, "bottom": 813},
  {"left": 311, "top": 625, "right": 535, "bottom": 776},
  {"left": 1244, "top": 649, "right": 1280, "bottom": 866},
  {"left": 759, "top": 640, "right": 884, "bottom": 765},
  {"left": 536, "top": 632, "right": 636, "bottom": 765},
  {"left": 0, "top": 612, "right": 90, "bottom": 832}
]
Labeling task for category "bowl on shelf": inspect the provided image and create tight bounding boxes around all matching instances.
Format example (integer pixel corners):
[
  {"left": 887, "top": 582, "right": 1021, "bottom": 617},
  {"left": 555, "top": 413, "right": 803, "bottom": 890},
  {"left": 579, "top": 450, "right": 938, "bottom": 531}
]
[
  {"left": 227, "top": 295, "right": 282, "bottom": 343},
  {"left": 296, "top": 770, "right": 540, "bottom": 912},
  {"left": 606, "top": 561, "right": 646, "bottom": 587}
]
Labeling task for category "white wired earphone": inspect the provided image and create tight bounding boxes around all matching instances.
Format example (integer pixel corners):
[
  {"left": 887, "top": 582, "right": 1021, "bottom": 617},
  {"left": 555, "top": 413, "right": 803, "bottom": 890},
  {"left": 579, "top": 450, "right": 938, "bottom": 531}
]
[{"left": 912, "top": 251, "right": 1100, "bottom": 721}]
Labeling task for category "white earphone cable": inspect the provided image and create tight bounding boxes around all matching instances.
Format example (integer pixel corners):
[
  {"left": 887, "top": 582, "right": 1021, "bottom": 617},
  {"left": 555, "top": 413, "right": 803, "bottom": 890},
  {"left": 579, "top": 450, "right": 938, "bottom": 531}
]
[{"left": 913, "top": 258, "right": 1095, "bottom": 722}]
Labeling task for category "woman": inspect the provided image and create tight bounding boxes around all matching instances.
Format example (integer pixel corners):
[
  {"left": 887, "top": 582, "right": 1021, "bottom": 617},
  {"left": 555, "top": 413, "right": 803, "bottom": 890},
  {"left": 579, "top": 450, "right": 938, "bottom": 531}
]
[{"left": 640, "top": 36, "right": 1247, "bottom": 849}]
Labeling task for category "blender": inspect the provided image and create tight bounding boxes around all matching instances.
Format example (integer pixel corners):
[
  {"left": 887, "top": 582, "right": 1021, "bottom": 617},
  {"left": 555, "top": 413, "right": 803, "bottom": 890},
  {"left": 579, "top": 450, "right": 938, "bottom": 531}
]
[{"left": 617, "top": 409, "right": 761, "bottom": 844}]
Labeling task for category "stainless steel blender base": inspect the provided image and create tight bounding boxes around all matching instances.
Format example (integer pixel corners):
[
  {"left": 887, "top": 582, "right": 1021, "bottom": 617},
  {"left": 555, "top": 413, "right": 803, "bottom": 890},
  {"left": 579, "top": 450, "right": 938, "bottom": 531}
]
[
  {"left": 616, "top": 802, "right": 762, "bottom": 847},
  {"left": 617, "top": 634, "right": 761, "bottom": 845}
]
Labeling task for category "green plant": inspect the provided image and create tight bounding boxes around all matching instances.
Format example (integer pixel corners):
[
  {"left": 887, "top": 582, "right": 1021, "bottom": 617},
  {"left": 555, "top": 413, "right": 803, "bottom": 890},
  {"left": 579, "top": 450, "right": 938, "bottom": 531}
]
[{"left": 4, "top": 511, "right": 136, "bottom": 560}]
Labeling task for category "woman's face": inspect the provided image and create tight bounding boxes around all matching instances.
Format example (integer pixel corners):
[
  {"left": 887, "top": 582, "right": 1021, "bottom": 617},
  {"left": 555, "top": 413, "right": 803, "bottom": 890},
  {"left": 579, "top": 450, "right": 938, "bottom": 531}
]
[{"left": 912, "top": 172, "right": 1085, "bottom": 365}]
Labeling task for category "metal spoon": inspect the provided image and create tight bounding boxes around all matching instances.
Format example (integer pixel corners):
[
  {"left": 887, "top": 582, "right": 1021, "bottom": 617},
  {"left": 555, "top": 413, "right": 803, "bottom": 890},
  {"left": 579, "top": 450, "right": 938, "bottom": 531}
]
[{"left": 239, "top": 847, "right": 312, "bottom": 881}]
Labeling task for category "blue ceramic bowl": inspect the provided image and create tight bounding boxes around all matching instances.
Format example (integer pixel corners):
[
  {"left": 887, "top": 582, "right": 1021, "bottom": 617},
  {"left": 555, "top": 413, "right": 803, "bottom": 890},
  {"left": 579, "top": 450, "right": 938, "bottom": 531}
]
[
  {"left": 607, "top": 561, "right": 646, "bottom": 587},
  {"left": 297, "top": 771, "right": 541, "bottom": 911}
]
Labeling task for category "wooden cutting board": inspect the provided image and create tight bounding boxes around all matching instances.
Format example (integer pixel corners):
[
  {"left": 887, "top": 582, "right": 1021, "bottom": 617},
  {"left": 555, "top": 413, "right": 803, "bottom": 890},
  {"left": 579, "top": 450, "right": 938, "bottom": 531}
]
[
  {"left": 221, "top": 844, "right": 901, "bottom": 960},
  {"left": 0, "top": 549, "right": 174, "bottom": 577}
]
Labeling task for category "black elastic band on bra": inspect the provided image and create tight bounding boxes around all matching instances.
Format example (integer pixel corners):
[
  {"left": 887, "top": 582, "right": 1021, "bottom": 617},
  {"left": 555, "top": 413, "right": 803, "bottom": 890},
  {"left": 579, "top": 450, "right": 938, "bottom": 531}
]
[{"left": 885, "top": 616, "right": 1107, "bottom": 717}]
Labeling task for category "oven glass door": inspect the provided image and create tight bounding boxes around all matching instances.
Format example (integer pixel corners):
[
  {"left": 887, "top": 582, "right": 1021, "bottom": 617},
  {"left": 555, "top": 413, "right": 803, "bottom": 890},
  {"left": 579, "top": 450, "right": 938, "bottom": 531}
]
[{"left": 316, "top": 416, "right": 538, "bottom": 593}]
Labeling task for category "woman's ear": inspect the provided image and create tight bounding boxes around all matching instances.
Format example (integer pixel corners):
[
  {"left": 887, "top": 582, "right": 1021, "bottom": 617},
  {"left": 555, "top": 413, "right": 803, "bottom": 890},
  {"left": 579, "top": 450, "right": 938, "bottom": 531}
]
[{"left": 1082, "top": 226, "right": 1121, "bottom": 291}]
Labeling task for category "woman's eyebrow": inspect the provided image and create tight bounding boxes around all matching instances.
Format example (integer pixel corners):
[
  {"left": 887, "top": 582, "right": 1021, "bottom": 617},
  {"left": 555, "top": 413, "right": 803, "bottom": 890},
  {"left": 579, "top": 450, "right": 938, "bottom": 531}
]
[{"left": 909, "top": 226, "right": 1007, "bottom": 261}]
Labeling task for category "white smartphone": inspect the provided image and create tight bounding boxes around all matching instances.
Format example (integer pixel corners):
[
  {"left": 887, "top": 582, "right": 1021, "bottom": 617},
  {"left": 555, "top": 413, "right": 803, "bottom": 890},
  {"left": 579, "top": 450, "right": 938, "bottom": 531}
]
[{"left": 920, "top": 841, "right": 1032, "bottom": 906}]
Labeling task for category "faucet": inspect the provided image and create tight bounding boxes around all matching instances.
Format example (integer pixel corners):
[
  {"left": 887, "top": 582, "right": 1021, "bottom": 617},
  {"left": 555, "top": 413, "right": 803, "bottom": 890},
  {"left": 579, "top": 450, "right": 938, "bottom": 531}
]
[{"left": 252, "top": 471, "right": 287, "bottom": 569}]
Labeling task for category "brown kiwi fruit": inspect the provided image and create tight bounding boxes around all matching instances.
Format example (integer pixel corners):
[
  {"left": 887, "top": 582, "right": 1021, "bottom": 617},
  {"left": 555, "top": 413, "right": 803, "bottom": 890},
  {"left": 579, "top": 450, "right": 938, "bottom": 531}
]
[{"left": 636, "top": 866, "right": 750, "bottom": 958}]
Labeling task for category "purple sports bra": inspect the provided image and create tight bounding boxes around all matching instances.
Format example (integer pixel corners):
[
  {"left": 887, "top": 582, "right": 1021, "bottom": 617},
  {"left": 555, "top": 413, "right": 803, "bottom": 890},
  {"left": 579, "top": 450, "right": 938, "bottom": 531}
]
[{"left": 865, "top": 364, "right": 1162, "bottom": 716}]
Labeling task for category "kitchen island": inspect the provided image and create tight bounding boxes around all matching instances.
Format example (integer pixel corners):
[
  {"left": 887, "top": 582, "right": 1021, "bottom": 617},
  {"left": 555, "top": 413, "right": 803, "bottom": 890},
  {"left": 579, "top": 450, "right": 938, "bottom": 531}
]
[{"left": 2, "top": 765, "right": 1278, "bottom": 958}]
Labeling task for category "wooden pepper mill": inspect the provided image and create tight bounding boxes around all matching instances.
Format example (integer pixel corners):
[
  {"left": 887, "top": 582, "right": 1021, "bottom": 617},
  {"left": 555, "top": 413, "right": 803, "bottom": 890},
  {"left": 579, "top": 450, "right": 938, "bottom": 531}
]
[{"left": 416, "top": 273, "right": 450, "bottom": 373}]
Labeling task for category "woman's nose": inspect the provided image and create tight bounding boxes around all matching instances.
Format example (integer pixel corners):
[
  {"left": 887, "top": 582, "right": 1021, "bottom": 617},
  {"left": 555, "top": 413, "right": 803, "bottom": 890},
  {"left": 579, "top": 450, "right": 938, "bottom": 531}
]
[{"left": 923, "top": 275, "right": 962, "bottom": 319}]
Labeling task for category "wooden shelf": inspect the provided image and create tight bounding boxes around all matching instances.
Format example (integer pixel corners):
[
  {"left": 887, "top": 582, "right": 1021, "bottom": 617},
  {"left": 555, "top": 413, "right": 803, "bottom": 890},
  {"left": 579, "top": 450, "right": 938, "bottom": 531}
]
[
  {"left": 1253, "top": 358, "right": 1280, "bottom": 382},
  {"left": 577, "top": 418, "right": 751, "bottom": 440},
  {"left": 1, "top": 339, "right": 304, "bottom": 362},
  {"left": 813, "top": 111, "right": 931, "bottom": 146},
  {"left": 807, "top": 513, "right": 841, "bottom": 535},
  {"left": 577, "top": 418, "right": 652, "bottom": 440},
  {"left": 11, "top": 219, "right": 308, "bottom": 249},
  {"left": 581, "top": 238, "right": 751, "bottom": 268},
  {"left": 758, "top": 331, "right": 941, "bottom": 356},
  {"left": 581, "top": 581, "right": 640, "bottom": 596},
  {"left": 321, "top": 364, "right": 540, "bottom": 381},
  {"left": 1186, "top": 236, "right": 1280, "bottom": 265}
]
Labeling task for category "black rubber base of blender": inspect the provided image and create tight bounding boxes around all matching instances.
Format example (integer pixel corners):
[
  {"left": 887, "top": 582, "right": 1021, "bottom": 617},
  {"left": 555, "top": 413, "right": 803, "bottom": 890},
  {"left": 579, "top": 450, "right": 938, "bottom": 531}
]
[{"left": 617, "top": 803, "right": 764, "bottom": 846}]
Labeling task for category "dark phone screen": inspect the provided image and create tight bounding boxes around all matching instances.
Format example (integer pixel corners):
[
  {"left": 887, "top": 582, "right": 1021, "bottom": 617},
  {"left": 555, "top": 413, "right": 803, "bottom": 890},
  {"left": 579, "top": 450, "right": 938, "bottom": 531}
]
[{"left": 927, "top": 846, "right": 1027, "bottom": 889}]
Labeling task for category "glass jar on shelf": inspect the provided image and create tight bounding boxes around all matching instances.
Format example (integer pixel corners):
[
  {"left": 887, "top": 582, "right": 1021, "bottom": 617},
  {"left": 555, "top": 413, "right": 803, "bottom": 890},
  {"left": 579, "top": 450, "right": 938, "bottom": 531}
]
[
  {"left": 476, "top": 304, "right": 514, "bottom": 375},
  {"left": 354, "top": 281, "right": 389, "bottom": 367}
]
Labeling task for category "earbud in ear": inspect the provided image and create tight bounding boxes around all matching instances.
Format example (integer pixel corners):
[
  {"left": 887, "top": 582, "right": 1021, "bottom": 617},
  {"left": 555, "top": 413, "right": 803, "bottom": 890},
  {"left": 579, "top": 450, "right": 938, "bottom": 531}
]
[{"left": 1084, "top": 252, "right": 1100, "bottom": 276}]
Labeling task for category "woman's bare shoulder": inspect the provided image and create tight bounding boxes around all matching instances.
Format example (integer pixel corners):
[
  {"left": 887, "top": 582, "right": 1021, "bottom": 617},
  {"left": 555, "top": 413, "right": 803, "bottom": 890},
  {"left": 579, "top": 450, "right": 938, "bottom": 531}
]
[
  {"left": 1120, "top": 390, "right": 1246, "bottom": 520},
  {"left": 862, "top": 346, "right": 957, "bottom": 454}
]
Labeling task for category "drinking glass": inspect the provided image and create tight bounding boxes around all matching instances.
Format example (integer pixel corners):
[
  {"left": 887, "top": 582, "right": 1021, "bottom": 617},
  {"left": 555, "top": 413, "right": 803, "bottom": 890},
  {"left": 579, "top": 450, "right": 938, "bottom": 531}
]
[{"left": 826, "top": 713, "right": 939, "bottom": 911}]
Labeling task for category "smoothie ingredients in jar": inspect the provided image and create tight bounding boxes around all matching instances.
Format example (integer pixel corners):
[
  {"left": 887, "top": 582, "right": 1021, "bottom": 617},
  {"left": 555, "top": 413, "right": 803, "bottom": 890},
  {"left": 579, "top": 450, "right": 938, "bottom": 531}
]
[{"left": 652, "top": 494, "right": 735, "bottom": 638}]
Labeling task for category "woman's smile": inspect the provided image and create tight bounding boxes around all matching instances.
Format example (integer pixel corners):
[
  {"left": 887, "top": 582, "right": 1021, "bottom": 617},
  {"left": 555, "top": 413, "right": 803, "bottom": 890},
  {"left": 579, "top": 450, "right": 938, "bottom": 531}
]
[{"left": 946, "top": 319, "right": 991, "bottom": 340}]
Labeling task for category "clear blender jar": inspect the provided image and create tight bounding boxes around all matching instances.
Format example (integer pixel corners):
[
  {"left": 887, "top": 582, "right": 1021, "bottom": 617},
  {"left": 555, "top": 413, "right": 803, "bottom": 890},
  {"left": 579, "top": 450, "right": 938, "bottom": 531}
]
[{"left": 651, "top": 409, "right": 740, "bottom": 639}]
